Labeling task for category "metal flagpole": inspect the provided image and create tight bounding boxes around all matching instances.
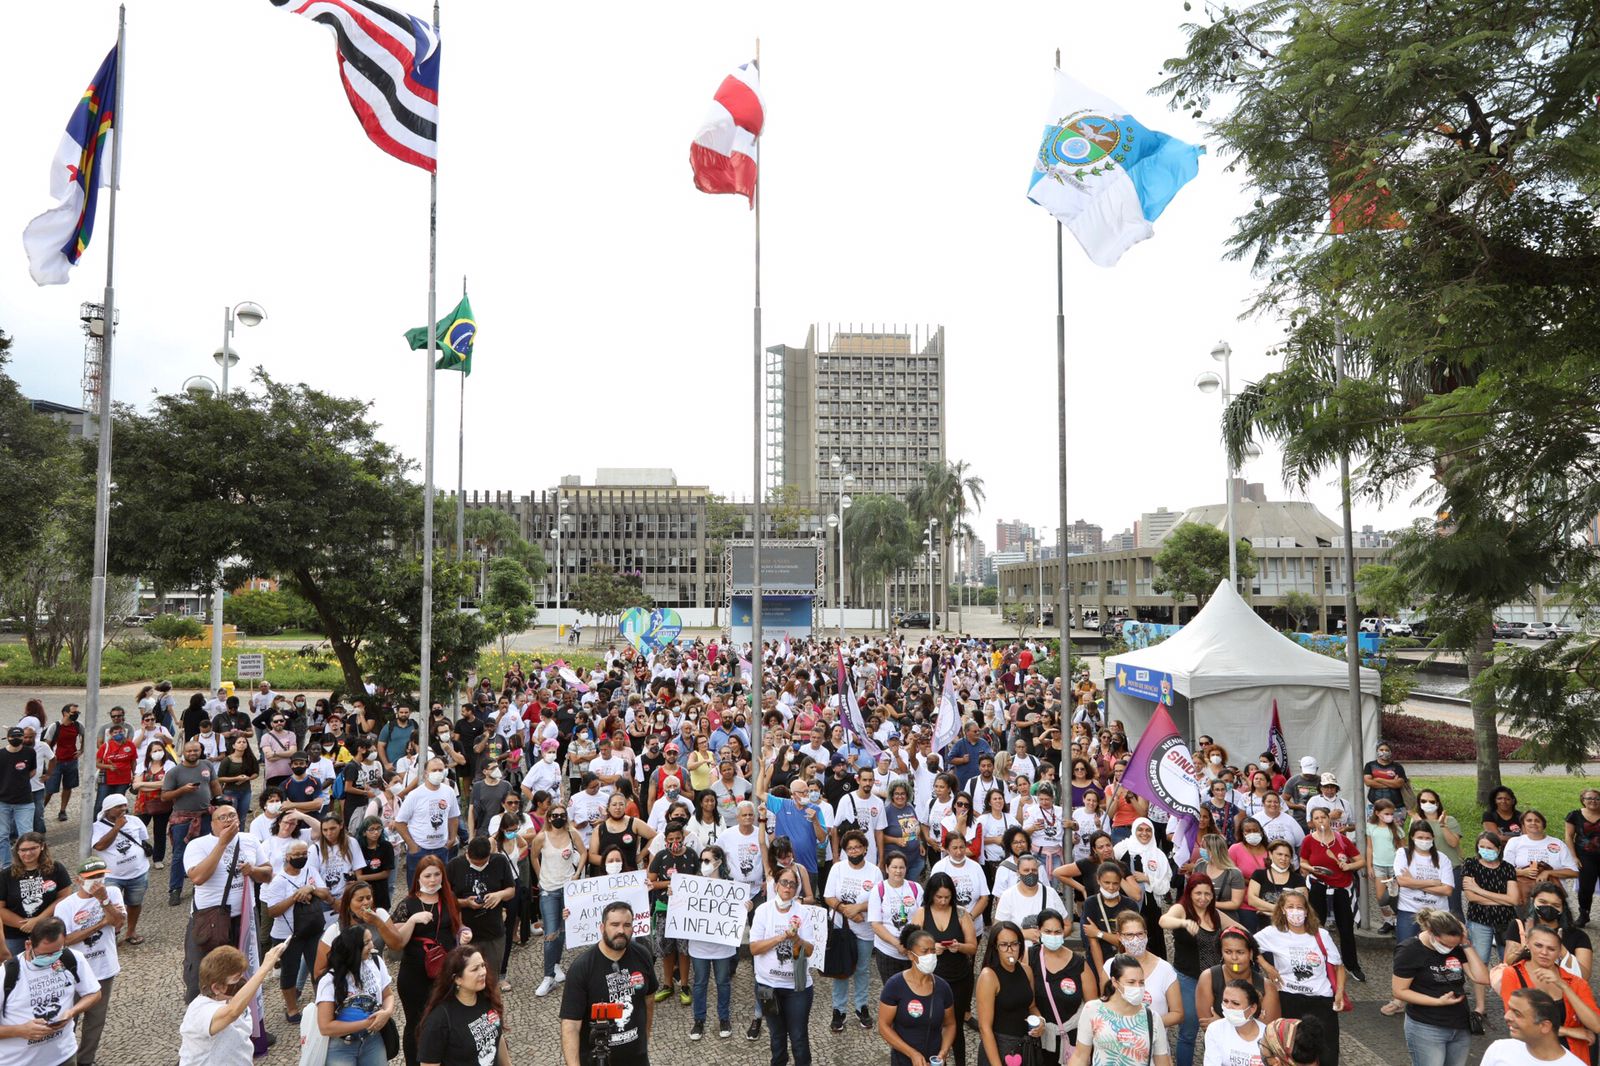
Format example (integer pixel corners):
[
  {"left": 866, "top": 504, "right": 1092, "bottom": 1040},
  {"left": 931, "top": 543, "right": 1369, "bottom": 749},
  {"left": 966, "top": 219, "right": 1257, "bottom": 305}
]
[
  {"left": 417, "top": 0, "right": 441, "bottom": 771},
  {"left": 456, "top": 274, "right": 467, "bottom": 563},
  {"left": 1333, "top": 319, "right": 1368, "bottom": 927},
  {"left": 80, "top": 5, "right": 127, "bottom": 858},
  {"left": 749, "top": 38, "right": 765, "bottom": 762},
  {"left": 1053, "top": 46, "right": 1075, "bottom": 924}
]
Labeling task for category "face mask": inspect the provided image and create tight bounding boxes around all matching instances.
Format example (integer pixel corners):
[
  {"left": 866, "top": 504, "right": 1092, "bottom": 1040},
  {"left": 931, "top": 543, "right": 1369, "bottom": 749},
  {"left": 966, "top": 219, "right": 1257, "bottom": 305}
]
[
  {"left": 1020, "top": 872, "right": 1039, "bottom": 888},
  {"left": 287, "top": 855, "right": 308, "bottom": 871},
  {"left": 914, "top": 952, "right": 938, "bottom": 975},
  {"left": 1380, "top": 813, "right": 1395, "bottom": 823},
  {"left": 426, "top": 771, "right": 445, "bottom": 786},
  {"left": 295, "top": 700, "right": 306, "bottom": 709},
  {"left": 1244, "top": 833, "right": 1263, "bottom": 846},
  {"left": 1431, "top": 938, "right": 1454, "bottom": 956},
  {"left": 1414, "top": 838, "right": 1434, "bottom": 852},
  {"left": 543, "top": 752, "right": 557, "bottom": 763},
  {"left": 389, "top": 782, "right": 404, "bottom": 795},
  {"left": 1478, "top": 847, "right": 1499, "bottom": 861},
  {"left": 292, "top": 766, "right": 307, "bottom": 777},
  {"left": 28, "top": 951, "right": 62, "bottom": 970},
  {"left": 1535, "top": 904, "right": 1562, "bottom": 922},
  {"left": 1271, "top": 859, "right": 1290, "bottom": 872},
  {"left": 1258, "top": 761, "right": 1270, "bottom": 771},
  {"left": 848, "top": 854, "right": 864, "bottom": 866},
  {"left": 807, "top": 794, "right": 821, "bottom": 807},
  {"left": 1222, "top": 1007, "right": 1250, "bottom": 1027},
  {"left": 152, "top": 752, "right": 165, "bottom": 764},
  {"left": 700, "top": 862, "right": 718, "bottom": 876},
  {"left": 265, "top": 802, "right": 283, "bottom": 816},
  {"left": 549, "top": 814, "right": 567, "bottom": 827},
  {"left": 1377, "top": 751, "right": 1391, "bottom": 761},
  {"left": 1119, "top": 985, "right": 1144, "bottom": 1007},
  {"left": 1100, "top": 887, "right": 1121, "bottom": 900},
  {"left": 1420, "top": 802, "right": 1438, "bottom": 814},
  {"left": 1209, "top": 755, "right": 1223, "bottom": 766},
  {"left": 1284, "top": 909, "right": 1307, "bottom": 927},
  {"left": 485, "top": 769, "right": 501, "bottom": 781},
  {"left": 1122, "top": 934, "right": 1148, "bottom": 956},
  {"left": 606, "top": 861, "right": 623, "bottom": 875},
  {"left": 1040, "top": 933, "right": 1065, "bottom": 951}
]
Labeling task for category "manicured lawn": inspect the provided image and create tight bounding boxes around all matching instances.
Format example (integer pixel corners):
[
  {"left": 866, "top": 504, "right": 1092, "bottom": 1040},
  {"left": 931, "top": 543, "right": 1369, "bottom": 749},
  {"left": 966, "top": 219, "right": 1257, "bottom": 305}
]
[{"left": 1411, "top": 774, "right": 1593, "bottom": 827}]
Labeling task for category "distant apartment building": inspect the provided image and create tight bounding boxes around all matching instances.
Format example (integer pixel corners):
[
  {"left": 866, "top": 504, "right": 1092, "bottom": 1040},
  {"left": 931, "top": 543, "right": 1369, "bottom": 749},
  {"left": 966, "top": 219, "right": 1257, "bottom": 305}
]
[
  {"left": 995, "top": 519, "right": 1034, "bottom": 554},
  {"left": 1105, "top": 529, "right": 1136, "bottom": 552},
  {"left": 1136, "top": 507, "right": 1181, "bottom": 547},
  {"left": 1066, "top": 519, "right": 1103, "bottom": 554}
]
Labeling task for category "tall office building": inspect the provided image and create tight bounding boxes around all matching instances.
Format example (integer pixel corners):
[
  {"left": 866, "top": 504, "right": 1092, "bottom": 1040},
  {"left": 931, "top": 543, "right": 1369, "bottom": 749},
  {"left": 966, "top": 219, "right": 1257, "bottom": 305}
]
[
  {"left": 1136, "top": 506, "right": 1181, "bottom": 547},
  {"left": 995, "top": 519, "right": 1035, "bottom": 553},
  {"left": 1066, "top": 519, "right": 1103, "bottom": 554},
  {"left": 765, "top": 324, "right": 946, "bottom": 500}
]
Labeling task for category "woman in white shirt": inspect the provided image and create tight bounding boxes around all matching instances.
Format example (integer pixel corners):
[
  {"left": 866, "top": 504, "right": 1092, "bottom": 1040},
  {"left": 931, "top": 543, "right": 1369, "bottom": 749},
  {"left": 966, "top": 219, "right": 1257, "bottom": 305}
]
[
  {"left": 1503, "top": 809, "right": 1579, "bottom": 895},
  {"left": 314, "top": 925, "right": 397, "bottom": 1062},
  {"left": 1202, "top": 979, "right": 1266, "bottom": 1066},
  {"left": 1253, "top": 890, "right": 1345, "bottom": 1066},
  {"left": 977, "top": 788, "right": 1019, "bottom": 871},
  {"left": 1099, "top": 911, "right": 1182, "bottom": 1029},
  {"left": 686, "top": 844, "right": 739, "bottom": 1039},
  {"left": 867, "top": 850, "right": 923, "bottom": 983},
  {"left": 179, "top": 942, "right": 289, "bottom": 1066},
  {"left": 1393, "top": 821, "right": 1455, "bottom": 944},
  {"left": 313, "top": 815, "right": 363, "bottom": 907},
  {"left": 748, "top": 866, "right": 817, "bottom": 1061},
  {"left": 1022, "top": 784, "right": 1068, "bottom": 878},
  {"left": 684, "top": 790, "right": 723, "bottom": 855}
]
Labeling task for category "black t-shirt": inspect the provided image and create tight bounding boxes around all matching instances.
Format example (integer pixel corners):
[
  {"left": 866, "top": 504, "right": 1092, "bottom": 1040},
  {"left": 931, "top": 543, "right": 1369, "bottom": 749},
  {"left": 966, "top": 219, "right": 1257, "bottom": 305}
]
[
  {"left": 558, "top": 942, "right": 659, "bottom": 1066},
  {"left": 447, "top": 854, "right": 514, "bottom": 941},
  {"left": 1481, "top": 809, "right": 1522, "bottom": 838},
  {"left": 646, "top": 848, "right": 698, "bottom": 910},
  {"left": 1249, "top": 868, "right": 1306, "bottom": 911},
  {"left": 1362, "top": 759, "right": 1407, "bottom": 805},
  {"left": 456, "top": 717, "right": 486, "bottom": 770},
  {"left": 880, "top": 972, "right": 954, "bottom": 1066},
  {"left": 1567, "top": 810, "right": 1600, "bottom": 858},
  {"left": 0, "top": 744, "right": 36, "bottom": 804},
  {"left": 1393, "top": 935, "right": 1470, "bottom": 1030},
  {"left": 391, "top": 894, "right": 461, "bottom": 972},
  {"left": 1505, "top": 921, "right": 1592, "bottom": 959},
  {"left": 417, "top": 994, "right": 503, "bottom": 1066},
  {"left": 0, "top": 862, "right": 71, "bottom": 923}
]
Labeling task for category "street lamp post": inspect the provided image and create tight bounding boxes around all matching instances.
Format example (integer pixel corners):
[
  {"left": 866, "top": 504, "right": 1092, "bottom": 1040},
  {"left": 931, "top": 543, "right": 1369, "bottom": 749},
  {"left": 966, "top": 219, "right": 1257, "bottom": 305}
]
[
  {"left": 208, "top": 300, "right": 266, "bottom": 695},
  {"left": 1195, "top": 341, "right": 1258, "bottom": 594},
  {"left": 828, "top": 455, "right": 853, "bottom": 640},
  {"left": 553, "top": 495, "right": 568, "bottom": 640},
  {"left": 924, "top": 516, "right": 939, "bottom": 620}
]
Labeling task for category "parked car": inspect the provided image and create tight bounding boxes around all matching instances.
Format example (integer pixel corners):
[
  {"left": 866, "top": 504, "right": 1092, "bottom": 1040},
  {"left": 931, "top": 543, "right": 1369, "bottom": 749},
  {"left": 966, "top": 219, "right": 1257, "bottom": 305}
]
[
  {"left": 894, "top": 611, "right": 938, "bottom": 629},
  {"left": 1360, "top": 617, "right": 1412, "bottom": 637},
  {"left": 1550, "top": 621, "right": 1581, "bottom": 636},
  {"left": 1492, "top": 620, "right": 1530, "bottom": 639},
  {"left": 1084, "top": 615, "right": 1101, "bottom": 631},
  {"left": 1525, "top": 621, "right": 1558, "bottom": 640}
]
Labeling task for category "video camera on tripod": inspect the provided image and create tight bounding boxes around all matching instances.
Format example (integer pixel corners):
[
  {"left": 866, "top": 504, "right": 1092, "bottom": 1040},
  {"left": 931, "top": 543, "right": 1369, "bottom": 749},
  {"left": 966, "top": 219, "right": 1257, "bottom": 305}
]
[{"left": 588, "top": 1002, "right": 625, "bottom": 1066}]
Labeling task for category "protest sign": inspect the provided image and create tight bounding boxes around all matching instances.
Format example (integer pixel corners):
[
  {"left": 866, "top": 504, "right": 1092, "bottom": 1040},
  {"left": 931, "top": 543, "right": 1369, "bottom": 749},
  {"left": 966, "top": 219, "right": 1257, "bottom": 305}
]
[
  {"left": 799, "top": 904, "right": 828, "bottom": 973},
  {"left": 563, "top": 870, "right": 651, "bottom": 948},
  {"left": 664, "top": 874, "right": 750, "bottom": 947}
]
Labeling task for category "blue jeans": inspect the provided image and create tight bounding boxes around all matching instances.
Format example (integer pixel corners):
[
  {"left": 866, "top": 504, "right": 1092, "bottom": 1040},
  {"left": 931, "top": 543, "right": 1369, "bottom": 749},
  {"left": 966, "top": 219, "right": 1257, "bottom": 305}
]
[
  {"left": 324, "top": 1030, "right": 388, "bottom": 1066},
  {"left": 1176, "top": 971, "right": 1199, "bottom": 1066},
  {"left": 0, "top": 803, "right": 35, "bottom": 866},
  {"left": 1111, "top": 825, "right": 1132, "bottom": 845},
  {"left": 1467, "top": 920, "right": 1506, "bottom": 966},
  {"left": 225, "top": 786, "right": 252, "bottom": 819},
  {"left": 541, "top": 890, "right": 566, "bottom": 978},
  {"left": 94, "top": 781, "right": 127, "bottom": 813},
  {"left": 1396, "top": 909, "right": 1419, "bottom": 945},
  {"left": 169, "top": 813, "right": 212, "bottom": 894},
  {"left": 1403, "top": 1017, "right": 1471, "bottom": 1066},
  {"left": 763, "top": 982, "right": 813, "bottom": 1066},
  {"left": 692, "top": 954, "right": 734, "bottom": 1024},
  {"left": 406, "top": 846, "right": 449, "bottom": 886},
  {"left": 830, "top": 935, "right": 873, "bottom": 1013},
  {"left": 29, "top": 792, "right": 44, "bottom": 833}
]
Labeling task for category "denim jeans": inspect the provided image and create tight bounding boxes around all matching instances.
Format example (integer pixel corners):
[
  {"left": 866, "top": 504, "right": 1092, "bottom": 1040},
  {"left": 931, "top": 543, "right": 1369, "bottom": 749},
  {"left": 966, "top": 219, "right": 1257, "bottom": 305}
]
[
  {"left": 692, "top": 954, "right": 734, "bottom": 1024},
  {"left": 324, "top": 1030, "right": 389, "bottom": 1066},
  {"left": 763, "top": 982, "right": 814, "bottom": 1066},
  {"left": 1403, "top": 1017, "right": 1471, "bottom": 1066},
  {"left": 406, "top": 846, "right": 449, "bottom": 886},
  {"left": 830, "top": 935, "right": 873, "bottom": 1013},
  {"left": 1395, "top": 909, "right": 1419, "bottom": 945},
  {"left": 1176, "top": 971, "right": 1199, "bottom": 1066},
  {"left": 29, "top": 791, "right": 44, "bottom": 832},
  {"left": 94, "top": 781, "right": 127, "bottom": 814},
  {"left": 1466, "top": 920, "right": 1506, "bottom": 966},
  {"left": 169, "top": 813, "right": 212, "bottom": 893},
  {"left": 540, "top": 889, "right": 566, "bottom": 978},
  {"left": 0, "top": 803, "right": 35, "bottom": 866}
]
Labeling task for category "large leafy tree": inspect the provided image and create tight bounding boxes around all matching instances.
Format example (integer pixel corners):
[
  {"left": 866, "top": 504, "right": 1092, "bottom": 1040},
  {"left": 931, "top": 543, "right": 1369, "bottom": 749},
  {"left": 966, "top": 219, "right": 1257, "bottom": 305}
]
[
  {"left": 106, "top": 372, "right": 469, "bottom": 697},
  {"left": 0, "top": 338, "right": 76, "bottom": 579},
  {"left": 1167, "top": 0, "right": 1600, "bottom": 798},
  {"left": 843, "top": 493, "right": 918, "bottom": 629},
  {"left": 480, "top": 557, "right": 536, "bottom": 654},
  {"left": 909, "top": 460, "right": 985, "bottom": 631},
  {"left": 1152, "top": 523, "right": 1257, "bottom": 612}
]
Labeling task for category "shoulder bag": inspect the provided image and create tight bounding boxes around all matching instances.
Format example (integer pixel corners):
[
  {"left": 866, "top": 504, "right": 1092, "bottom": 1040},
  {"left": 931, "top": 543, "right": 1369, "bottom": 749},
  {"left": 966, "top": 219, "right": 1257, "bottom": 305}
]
[
  {"left": 819, "top": 900, "right": 858, "bottom": 978},
  {"left": 1314, "top": 929, "right": 1352, "bottom": 1012},
  {"left": 193, "top": 842, "right": 241, "bottom": 956}
]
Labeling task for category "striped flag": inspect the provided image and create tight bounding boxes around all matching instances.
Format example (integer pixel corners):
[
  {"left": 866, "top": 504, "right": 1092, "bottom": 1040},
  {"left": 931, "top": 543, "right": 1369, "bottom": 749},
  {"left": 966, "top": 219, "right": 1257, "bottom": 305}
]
[
  {"left": 22, "top": 45, "right": 118, "bottom": 286},
  {"left": 835, "top": 651, "right": 882, "bottom": 760},
  {"left": 271, "top": 0, "right": 440, "bottom": 172},
  {"left": 1267, "top": 699, "right": 1289, "bottom": 772},
  {"left": 690, "top": 61, "right": 763, "bottom": 203},
  {"left": 931, "top": 668, "right": 961, "bottom": 754}
]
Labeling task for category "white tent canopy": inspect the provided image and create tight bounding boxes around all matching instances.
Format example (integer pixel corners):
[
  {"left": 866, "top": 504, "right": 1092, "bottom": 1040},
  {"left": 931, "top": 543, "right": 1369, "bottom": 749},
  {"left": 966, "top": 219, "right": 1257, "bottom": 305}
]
[{"left": 1104, "top": 580, "right": 1381, "bottom": 804}]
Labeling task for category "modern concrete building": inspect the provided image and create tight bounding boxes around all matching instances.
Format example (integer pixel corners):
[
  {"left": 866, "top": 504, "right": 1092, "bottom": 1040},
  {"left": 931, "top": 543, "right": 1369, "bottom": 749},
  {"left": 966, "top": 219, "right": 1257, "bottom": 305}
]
[
  {"left": 1135, "top": 507, "right": 1181, "bottom": 547},
  {"left": 27, "top": 398, "right": 92, "bottom": 439},
  {"left": 765, "top": 325, "right": 947, "bottom": 502}
]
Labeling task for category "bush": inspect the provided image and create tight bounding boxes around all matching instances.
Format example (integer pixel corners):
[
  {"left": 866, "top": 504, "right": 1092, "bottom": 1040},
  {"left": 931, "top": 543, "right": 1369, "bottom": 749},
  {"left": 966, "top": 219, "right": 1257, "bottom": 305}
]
[
  {"left": 1380, "top": 710, "right": 1525, "bottom": 762},
  {"left": 0, "top": 645, "right": 341, "bottom": 690},
  {"left": 146, "top": 614, "right": 204, "bottom": 647}
]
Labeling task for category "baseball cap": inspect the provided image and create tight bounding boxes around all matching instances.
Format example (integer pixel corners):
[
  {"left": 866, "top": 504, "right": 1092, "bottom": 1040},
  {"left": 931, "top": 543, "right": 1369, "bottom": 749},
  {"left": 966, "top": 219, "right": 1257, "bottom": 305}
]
[
  {"left": 6, "top": 727, "right": 23, "bottom": 741},
  {"left": 77, "top": 858, "right": 108, "bottom": 879},
  {"left": 1319, "top": 772, "right": 1339, "bottom": 787},
  {"left": 1299, "top": 756, "right": 1318, "bottom": 773}
]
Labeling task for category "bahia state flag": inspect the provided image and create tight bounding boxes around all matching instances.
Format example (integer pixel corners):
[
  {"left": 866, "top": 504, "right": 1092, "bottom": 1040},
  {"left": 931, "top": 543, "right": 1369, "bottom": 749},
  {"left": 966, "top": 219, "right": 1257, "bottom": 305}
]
[
  {"left": 1027, "top": 70, "right": 1203, "bottom": 267},
  {"left": 22, "top": 45, "right": 119, "bottom": 286},
  {"left": 405, "top": 294, "right": 474, "bottom": 374}
]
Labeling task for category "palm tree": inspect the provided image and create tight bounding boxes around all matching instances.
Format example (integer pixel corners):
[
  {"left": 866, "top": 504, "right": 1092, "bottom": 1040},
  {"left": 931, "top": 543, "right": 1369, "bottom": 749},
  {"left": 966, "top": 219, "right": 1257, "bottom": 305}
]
[
  {"left": 844, "top": 494, "right": 917, "bottom": 629},
  {"left": 909, "top": 461, "right": 985, "bottom": 631}
]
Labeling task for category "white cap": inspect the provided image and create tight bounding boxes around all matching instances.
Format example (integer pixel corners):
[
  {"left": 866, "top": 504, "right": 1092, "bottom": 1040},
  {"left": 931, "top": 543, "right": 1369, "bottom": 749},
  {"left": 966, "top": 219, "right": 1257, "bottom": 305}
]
[
  {"left": 1300, "top": 756, "right": 1318, "bottom": 773},
  {"left": 99, "top": 793, "right": 129, "bottom": 815}
]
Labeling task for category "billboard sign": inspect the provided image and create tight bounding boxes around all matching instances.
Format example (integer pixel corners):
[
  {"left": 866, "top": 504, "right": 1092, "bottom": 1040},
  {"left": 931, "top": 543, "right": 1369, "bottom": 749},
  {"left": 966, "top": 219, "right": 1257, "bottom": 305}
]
[{"left": 729, "top": 544, "right": 818, "bottom": 592}]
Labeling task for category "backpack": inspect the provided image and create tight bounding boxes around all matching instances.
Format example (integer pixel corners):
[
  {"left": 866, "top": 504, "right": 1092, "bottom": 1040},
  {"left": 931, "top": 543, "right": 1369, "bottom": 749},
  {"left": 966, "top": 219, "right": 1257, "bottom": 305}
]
[{"left": 2, "top": 952, "right": 80, "bottom": 1012}]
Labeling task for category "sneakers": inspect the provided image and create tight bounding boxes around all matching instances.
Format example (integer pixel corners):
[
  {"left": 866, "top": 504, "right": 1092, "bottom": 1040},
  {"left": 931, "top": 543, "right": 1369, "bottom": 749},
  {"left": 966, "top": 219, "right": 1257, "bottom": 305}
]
[
  {"left": 1378, "top": 921, "right": 1396, "bottom": 935},
  {"left": 154, "top": 860, "right": 165, "bottom": 870},
  {"left": 1347, "top": 966, "right": 1366, "bottom": 984},
  {"left": 718, "top": 1020, "right": 732, "bottom": 1039},
  {"left": 856, "top": 1006, "right": 872, "bottom": 1030},
  {"left": 167, "top": 889, "right": 181, "bottom": 907},
  {"left": 679, "top": 990, "right": 691, "bottom": 1006},
  {"left": 552, "top": 964, "right": 566, "bottom": 985},
  {"left": 56, "top": 810, "right": 67, "bottom": 822},
  {"left": 831, "top": 1010, "right": 846, "bottom": 1033},
  {"left": 690, "top": 1021, "right": 705, "bottom": 1041},
  {"left": 654, "top": 987, "right": 674, "bottom": 1003},
  {"left": 535, "top": 977, "right": 555, "bottom": 998},
  {"left": 746, "top": 1019, "right": 762, "bottom": 1041}
]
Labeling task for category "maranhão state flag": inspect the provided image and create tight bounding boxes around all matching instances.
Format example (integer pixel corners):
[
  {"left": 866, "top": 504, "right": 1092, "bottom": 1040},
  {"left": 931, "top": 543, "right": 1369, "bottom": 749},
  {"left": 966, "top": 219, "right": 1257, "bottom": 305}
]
[{"left": 690, "top": 61, "right": 763, "bottom": 203}]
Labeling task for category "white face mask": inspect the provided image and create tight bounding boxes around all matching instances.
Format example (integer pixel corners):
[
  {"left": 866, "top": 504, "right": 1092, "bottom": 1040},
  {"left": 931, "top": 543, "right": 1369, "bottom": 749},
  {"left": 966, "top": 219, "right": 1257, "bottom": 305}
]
[
  {"left": 1222, "top": 1006, "right": 1251, "bottom": 1027},
  {"left": 1209, "top": 754, "right": 1223, "bottom": 766},
  {"left": 1284, "top": 909, "right": 1307, "bottom": 927},
  {"left": 700, "top": 862, "right": 718, "bottom": 876},
  {"left": 606, "top": 861, "right": 623, "bottom": 875},
  {"left": 1430, "top": 937, "right": 1454, "bottom": 956},
  {"left": 543, "top": 752, "right": 557, "bottom": 763},
  {"left": 914, "top": 952, "right": 938, "bottom": 975},
  {"left": 485, "top": 769, "right": 501, "bottom": 781},
  {"left": 1244, "top": 832, "right": 1264, "bottom": 846},
  {"left": 426, "top": 770, "right": 446, "bottom": 786},
  {"left": 1119, "top": 985, "right": 1145, "bottom": 1007},
  {"left": 1258, "top": 761, "right": 1270, "bottom": 771},
  {"left": 1040, "top": 933, "right": 1065, "bottom": 951},
  {"left": 264, "top": 802, "right": 282, "bottom": 816},
  {"left": 1414, "top": 838, "right": 1434, "bottom": 851},
  {"left": 389, "top": 782, "right": 404, "bottom": 795},
  {"left": 1420, "top": 802, "right": 1438, "bottom": 814}
]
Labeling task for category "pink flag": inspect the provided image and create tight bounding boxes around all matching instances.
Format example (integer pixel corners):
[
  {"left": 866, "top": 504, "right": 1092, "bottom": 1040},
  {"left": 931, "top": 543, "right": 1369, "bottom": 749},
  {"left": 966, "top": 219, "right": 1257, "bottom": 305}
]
[{"left": 1121, "top": 704, "right": 1203, "bottom": 852}]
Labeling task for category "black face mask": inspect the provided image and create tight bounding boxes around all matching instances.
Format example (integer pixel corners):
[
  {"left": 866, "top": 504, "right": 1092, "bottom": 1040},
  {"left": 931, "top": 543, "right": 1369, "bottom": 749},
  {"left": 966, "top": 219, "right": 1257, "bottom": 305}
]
[
  {"left": 287, "top": 855, "right": 308, "bottom": 871},
  {"left": 549, "top": 814, "right": 567, "bottom": 828},
  {"left": 1535, "top": 904, "right": 1562, "bottom": 922}
]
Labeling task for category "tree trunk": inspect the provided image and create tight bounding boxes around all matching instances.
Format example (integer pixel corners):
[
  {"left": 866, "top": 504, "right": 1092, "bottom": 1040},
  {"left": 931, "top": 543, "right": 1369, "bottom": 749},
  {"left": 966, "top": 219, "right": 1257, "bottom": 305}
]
[
  {"left": 1468, "top": 622, "right": 1500, "bottom": 808},
  {"left": 294, "top": 570, "right": 367, "bottom": 697}
]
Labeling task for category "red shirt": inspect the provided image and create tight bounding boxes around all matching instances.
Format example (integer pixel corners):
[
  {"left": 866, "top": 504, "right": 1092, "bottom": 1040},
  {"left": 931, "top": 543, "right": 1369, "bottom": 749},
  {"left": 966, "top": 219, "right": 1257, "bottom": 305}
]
[
  {"left": 97, "top": 740, "right": 136, "bottom": 786},
  {"left": 1019, "top": 650, "right": 1034, "bottom": 670},
  {"left": 1299, "top": 831, "right": 1360, "bottom": 890},
  {"left": 49, "top": 722, "right": 81, "bottom": 764}
]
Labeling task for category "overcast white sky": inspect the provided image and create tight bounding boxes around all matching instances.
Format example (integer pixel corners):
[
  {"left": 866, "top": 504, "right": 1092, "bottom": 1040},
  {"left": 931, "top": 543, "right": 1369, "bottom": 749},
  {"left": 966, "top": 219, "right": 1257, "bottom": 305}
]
[{"left": 1, "top": 0, "right": 1433, "bottom": 547}]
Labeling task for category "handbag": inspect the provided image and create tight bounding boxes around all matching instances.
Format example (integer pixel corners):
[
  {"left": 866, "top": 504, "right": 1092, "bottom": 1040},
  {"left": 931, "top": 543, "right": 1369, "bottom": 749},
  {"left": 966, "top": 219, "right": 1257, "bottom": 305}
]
[
  {"left": 818, "top": 904, "right": 857, "bottom": 978},
  {"left": 413, "top": 900, "right": 452, "bottom": 980},
  {"left": 296, "top": 1002, "right": 329, "bottom": 1066},
  {"left": 1314, "top": 929, "right": 1353, "bottom": 1012},
  {"left": 192, "top": 843, "right": 240, "bottom": 956},
  {"left": 117, "top": 827, "right": 153, "bottom": 858},
  {"left": 991, "top": 1032, "right": 1044, "bottom": 1066},
  {"left": 381, "top": 1017, "right": 400, "bottom": 1059}
]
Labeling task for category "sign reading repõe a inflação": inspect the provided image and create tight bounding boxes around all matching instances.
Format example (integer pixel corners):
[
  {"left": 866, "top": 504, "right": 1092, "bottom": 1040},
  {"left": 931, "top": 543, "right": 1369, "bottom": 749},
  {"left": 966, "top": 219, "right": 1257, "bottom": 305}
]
[{"left": 663, "top": 874, "right": 750, "bottom": 947}]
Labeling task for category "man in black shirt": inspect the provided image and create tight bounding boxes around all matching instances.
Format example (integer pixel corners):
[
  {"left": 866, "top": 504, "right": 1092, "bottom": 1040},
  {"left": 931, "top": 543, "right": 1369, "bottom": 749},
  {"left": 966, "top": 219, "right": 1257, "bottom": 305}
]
[
  {"left": 560, "top": 901, "right": 657, "bottom": 1066},
  {"left": 455, "top": 705, "right": 487, "bottom": 781},
  {"left": 0, "top": 727, "right": 37, "bottom": 867},
  {"left": 447, "top": 837, "right": 516, "bottom": 986}
]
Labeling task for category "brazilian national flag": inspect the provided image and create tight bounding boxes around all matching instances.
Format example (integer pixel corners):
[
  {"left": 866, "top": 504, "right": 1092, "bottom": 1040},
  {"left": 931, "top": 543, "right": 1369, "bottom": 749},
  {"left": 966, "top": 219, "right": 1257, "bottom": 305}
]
[{"left": 404, "top": 294, "right": 475, "bottom": 375}]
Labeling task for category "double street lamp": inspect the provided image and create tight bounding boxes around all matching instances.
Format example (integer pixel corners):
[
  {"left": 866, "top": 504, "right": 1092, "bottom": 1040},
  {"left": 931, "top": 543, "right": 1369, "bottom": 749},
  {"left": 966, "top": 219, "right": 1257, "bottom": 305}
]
[
  {"left": 924, "top": 516, "right": 939, "bottom": 619},
  {"left": 827, "top": 455, "right": 853, "bottom": 640},
  {"left": 1195, "top": 340, "right": 1260, "bottom": 592},
  {"left": 208, "top": 300, "right": 267, "bottom": 695}
]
